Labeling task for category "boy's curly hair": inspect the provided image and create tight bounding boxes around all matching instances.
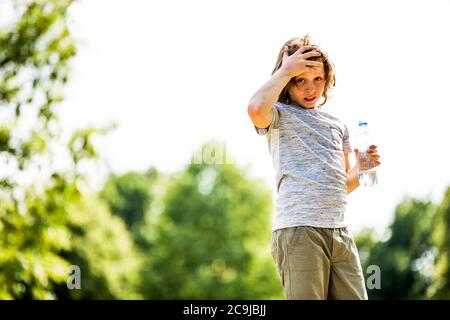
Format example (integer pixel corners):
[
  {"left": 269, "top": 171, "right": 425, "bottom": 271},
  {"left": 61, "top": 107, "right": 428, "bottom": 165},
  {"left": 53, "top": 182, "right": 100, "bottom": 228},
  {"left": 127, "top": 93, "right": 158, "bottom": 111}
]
[{"left": 272, "top": 35, "right": 336, "bottom": 108}]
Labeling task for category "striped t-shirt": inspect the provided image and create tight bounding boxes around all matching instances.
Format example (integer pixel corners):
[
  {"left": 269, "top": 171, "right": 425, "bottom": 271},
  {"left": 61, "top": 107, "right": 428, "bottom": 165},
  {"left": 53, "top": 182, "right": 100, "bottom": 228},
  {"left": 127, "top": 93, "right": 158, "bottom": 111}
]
[{"left": 254, "top": 102, "right": 352, "bottom": 232}]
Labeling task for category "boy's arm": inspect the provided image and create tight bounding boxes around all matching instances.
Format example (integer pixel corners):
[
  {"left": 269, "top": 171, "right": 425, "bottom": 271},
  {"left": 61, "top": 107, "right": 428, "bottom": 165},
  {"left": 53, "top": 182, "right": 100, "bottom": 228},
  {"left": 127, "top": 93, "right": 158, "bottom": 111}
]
[
  {"left": 247, "top": 69, "right": 291, "bottom": 129},
  {"left": 344, "top": 152, "right": 360, "bottom": 194},
  {"left": 247, "top": 45, "right": 322, "bottom": 128}
]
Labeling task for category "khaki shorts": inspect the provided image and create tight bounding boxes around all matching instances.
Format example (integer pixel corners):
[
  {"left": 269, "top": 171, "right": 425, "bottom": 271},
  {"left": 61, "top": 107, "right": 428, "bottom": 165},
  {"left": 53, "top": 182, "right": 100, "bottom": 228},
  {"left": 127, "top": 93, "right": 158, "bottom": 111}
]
[{"left": 271, "top": 226, "right": 368, "bottom": 300}]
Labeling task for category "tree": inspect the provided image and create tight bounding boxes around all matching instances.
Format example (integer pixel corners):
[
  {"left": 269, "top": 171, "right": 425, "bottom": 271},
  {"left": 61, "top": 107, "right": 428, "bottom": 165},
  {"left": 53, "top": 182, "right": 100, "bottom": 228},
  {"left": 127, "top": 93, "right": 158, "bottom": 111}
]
[
  {"left": 0, "top": 0, "right": 79, "bottom": 299},
  {"left": 52, "top": 195, "right": 142, "bottom": 299},
  {"left": 429, "top": 187, "right": 450, "bottom": 298},
  {"left": 355, "top": 198, "right": 437, "bottom": 299},
  {"left": 0, "top": 0, "right": 140, "bottom": 299},
  {"left": 100, "top": 168, "right": 158, "bottom": 229},
  {"left": 138, "top": 143, "right": 283, "bottom": 299}
]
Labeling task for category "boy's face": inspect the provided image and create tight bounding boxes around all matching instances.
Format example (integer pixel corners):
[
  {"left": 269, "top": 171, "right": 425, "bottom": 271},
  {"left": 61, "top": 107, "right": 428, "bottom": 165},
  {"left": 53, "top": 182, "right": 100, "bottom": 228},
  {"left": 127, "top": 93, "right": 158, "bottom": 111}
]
[{"left": 288, "top": 66, "right": 325, "bottom": 109}]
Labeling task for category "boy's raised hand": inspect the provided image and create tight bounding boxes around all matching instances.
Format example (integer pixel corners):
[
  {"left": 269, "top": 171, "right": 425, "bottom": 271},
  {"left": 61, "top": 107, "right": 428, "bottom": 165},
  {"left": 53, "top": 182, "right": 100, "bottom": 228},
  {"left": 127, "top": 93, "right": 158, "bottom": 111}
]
[{"left": 280, "top": 45, "right": 323, "bottom": 78}]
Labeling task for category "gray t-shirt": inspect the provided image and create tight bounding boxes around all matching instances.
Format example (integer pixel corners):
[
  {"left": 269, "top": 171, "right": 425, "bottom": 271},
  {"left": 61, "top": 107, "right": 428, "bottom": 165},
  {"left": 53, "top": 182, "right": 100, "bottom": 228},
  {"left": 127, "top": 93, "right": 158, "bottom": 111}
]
[{"left": 254, "top": 102, "right": 352, "bottom": 231}]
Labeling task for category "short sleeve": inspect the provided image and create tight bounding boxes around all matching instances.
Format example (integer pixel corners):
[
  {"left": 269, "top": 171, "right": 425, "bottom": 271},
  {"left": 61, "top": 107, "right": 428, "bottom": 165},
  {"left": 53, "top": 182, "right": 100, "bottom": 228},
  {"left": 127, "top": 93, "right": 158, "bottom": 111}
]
[
  {"left": 253, "top": 104, "right": 280, "bottom": 136},
  {"left": 342, "top": 124, "right": 352, "bottom": 153}
]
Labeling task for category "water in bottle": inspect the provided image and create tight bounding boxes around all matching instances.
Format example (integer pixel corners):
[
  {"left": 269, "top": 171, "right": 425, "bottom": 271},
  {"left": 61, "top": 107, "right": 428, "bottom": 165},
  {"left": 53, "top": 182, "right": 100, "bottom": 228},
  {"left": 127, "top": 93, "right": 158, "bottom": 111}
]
[{"left": 355, "top": 121, "right": 378, "bottom": 187}]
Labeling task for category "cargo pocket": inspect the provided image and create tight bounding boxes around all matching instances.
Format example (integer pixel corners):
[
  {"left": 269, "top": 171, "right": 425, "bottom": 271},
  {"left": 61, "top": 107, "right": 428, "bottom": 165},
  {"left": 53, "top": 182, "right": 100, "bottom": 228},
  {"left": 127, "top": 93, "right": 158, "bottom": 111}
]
[
  {"left": 286, "top": 227, "right": 306, "bottom": 251},
  {"left": 271, "top": 230, "right": 286, "bottom": 288},
  {"left": 270, "top": 231, "right": 278, "bottom": 263}
]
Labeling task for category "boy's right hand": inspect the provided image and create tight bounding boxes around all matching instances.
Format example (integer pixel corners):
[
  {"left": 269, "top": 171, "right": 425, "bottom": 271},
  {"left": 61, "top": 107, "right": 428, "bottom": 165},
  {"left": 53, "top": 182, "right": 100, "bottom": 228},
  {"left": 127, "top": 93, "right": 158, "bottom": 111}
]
[{"left": 280, "top": 45, "right": 323, "bottom": 78}]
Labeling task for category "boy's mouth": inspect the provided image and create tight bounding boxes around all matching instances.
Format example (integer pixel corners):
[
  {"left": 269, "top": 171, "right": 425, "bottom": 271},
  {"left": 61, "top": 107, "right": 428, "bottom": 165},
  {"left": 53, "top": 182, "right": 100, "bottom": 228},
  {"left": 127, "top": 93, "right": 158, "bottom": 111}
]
[{"left": 304, "top": 97, "right": 316, "bottom": 103}]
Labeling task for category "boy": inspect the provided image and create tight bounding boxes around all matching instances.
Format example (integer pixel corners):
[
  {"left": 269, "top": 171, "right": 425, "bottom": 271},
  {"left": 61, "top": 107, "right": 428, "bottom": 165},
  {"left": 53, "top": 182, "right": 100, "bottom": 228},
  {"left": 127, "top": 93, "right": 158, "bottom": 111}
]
[{"left": 247, "top": 35, "right": 381, "bottom": 300}]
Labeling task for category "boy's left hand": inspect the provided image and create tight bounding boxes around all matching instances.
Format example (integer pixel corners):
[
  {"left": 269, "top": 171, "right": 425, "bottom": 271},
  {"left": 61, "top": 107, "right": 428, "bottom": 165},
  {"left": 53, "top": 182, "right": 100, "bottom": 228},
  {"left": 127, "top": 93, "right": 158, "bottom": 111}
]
[{"left": 354, "top": 145, "right": 381, "bottom": 169}]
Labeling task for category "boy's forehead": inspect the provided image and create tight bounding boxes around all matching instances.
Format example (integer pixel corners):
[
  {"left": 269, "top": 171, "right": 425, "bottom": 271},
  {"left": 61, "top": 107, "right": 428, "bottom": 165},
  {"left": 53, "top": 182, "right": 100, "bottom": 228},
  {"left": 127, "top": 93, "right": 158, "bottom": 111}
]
[{"left": 295, "top": 67, "right": 324, "bottom": 79}]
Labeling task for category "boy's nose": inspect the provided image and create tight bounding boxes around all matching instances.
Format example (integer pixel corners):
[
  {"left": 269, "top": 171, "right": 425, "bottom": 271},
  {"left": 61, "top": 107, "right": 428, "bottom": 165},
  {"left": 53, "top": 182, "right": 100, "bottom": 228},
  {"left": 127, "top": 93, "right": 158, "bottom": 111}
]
[
  {"left": 305, "top": 84, "right": 315, "bottom": 93},
  {"left": 306, "top": 81, "right": 315, "bottom": 89}
]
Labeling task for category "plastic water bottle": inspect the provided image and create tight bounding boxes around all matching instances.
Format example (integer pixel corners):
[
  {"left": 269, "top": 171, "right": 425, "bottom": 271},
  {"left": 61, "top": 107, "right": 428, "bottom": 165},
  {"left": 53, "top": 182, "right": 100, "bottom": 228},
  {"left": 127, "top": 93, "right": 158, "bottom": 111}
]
[{"left": 355, "top": 121, "right": 378, "bottom": 187}]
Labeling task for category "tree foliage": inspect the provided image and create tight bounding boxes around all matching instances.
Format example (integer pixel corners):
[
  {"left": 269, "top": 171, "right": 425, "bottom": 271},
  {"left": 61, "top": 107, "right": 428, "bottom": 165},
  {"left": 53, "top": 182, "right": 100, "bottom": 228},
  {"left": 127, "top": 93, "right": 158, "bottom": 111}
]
[
  {"left": 428, "top": 187, "right": 450, "bottom": 298},
  {"left": 3, "top": 0, "right": 450, "bottom": 301},
  {"left": 356, "top": 198, "right": 438, "bottom": 299},
  {"left": 0, "top": 0, "right": 78, "bottom": 299},
  {"left": 52, "top": 195, "right": 142, "bottom": 299},
  {"left": 137, "top": 150, "right": 283, "bottom": 299},
  {"left": 0, "top": 0, "right": 140, "bottom": 299},
  {"left": 100, "top": 168, "right": 158, "bottom": 231}
]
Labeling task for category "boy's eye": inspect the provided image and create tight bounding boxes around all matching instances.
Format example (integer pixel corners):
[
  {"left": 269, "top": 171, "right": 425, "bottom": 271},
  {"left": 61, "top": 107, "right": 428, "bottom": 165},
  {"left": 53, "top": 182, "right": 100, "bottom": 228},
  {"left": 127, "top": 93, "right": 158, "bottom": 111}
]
[
  {"left": 315, "top": 77, "right": 323, "bottom": 81},
  {"left": 294, "top": 78, "right": 305, "bottom": 84}
]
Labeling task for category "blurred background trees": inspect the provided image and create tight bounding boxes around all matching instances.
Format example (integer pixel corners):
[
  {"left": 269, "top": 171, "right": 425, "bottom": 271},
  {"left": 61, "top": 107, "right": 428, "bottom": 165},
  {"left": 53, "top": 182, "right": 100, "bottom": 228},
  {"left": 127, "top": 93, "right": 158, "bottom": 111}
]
[
  {"left": 0, "top": 0, "right": 282, "bottom": 298},
  {"left": 0, "top": 0, "right": 81, "bottom": 299},
  {"left": 354, "top": 187, "right": 450, "bottom": 299},
  {"left": 2, "top": 0, "right": 450, "bottom": 300},
  {"left": 135, "top": 160, "right": 282, "bottom": 299},
  {"left": 427, "top": 187, "right": 450, "bottom": 299},
  {"left": 0, "top": 0, "right": 141, "bottom": 299},
  {"left": 355, "top": 198, "right": 438, "bottom": 299}
]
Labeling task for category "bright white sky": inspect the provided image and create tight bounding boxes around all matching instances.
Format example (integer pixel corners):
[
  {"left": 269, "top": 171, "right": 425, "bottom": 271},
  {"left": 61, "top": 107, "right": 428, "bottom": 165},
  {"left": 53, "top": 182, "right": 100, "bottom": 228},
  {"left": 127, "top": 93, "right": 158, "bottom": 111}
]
[{"left": 50, "top": 0, "right": 450, "bottom": 235}]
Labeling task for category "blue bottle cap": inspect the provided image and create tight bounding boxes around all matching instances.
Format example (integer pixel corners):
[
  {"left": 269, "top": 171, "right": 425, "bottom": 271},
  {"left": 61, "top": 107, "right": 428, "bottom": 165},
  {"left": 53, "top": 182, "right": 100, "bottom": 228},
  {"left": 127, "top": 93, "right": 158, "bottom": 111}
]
[{"left": 358, "top": 121, "right": 368, "bottom": 126}]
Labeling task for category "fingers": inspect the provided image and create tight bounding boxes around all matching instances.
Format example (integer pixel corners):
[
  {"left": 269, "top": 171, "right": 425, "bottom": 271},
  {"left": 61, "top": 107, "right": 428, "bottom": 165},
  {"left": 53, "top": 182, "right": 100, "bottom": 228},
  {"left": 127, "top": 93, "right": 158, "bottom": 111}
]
[
  {"left": 357, "top": 146, "right": 381, "bottom": 164},
  {"left": 302, "top": 51, "right": 322, "bottom": 60},
  {"left": 367, "top": 147, "right": 378, "bottom": 152},
  {"left": 284, "top": 45, "right": 320, "bottom": 59},
  {"left": 305, "top": 60, "right": 323, "bottom": 67},
  {"left": 282, "top": 44, "right": 323, "bottom": 74},
  {"left": 300, "top": 47, "right": 322, "bottom": 70},
  {"left": 299, "top": 45, "right": 318, "bottom": 54},
  {"left": 367, "top": 145, "right": 378, "bottom": 153},
  {"left": 357, "top": 146, "right": 379, "bottom": 154},
  {"left": 282, "top": 46, "right": 289, "bottom": 61},
  {"left": 367, "top": 147, "right": 381, "bottom": 166},
  {"left": 297, "top": 46, "right": 322, "bottom": 63},
  {"left": 305, "top": 61, "right": 323, "bottom": 70}
]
